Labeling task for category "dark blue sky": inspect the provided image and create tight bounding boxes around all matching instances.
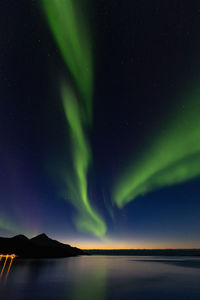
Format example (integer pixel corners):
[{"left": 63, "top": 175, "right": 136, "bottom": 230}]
[{"left": 0, "top": 0, "right": 200, "bottom": 248}]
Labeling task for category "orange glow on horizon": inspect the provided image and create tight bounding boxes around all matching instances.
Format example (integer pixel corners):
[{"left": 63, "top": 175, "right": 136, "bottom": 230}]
[{"left": 63, "top": 240, "right": 200, "bottom": 250}]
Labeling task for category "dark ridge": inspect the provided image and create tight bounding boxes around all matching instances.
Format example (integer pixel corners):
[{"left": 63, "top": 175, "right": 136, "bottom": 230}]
[
  {"left": 0, "top": 234, "right": 86, "bottom": 258},
  {"left": 87, "top": 249, "right": 200, "bottom": 256},
  {"left": 12, "top": 234, "right": 29, "bottom": 241},
  {"left": 30, "top": 234, "right": 76, "bottom": 250},
  {"left": 32, "top": 233, "right": 48, "bottom": 239}
]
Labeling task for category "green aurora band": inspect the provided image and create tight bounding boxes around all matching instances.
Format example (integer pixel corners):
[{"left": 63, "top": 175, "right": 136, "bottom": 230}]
[
  {"left": 0, "top": 217, "right": 17, "bottom": 233},
  {"left": 62, "top": 84, "right": 106, "bottom": 236},
  {"left": 114, "top": 88, "right": 200, "bottom": 208},
  {"left": 42, "top": 0, "right": 93, "bottom": 122},
  {"left": 0, "top": 215, "right": 30, "bottom": 235},
  {"left": 42, "top": 0, "right": 106, "bottom": 236}
]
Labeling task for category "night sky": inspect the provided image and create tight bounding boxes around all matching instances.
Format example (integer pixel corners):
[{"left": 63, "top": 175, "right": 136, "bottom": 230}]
[{"left": 1, "top": 0, "right": 200, "bottom": 249}]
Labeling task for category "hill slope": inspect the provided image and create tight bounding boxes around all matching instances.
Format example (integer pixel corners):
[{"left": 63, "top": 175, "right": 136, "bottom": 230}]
[{"left": 0, "top": 233, "right": 85, "bottom": 258}]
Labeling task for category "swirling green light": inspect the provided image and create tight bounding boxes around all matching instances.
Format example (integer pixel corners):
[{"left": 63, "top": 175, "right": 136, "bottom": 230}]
[
  {"left": 42, "top": 0, "right": 106, "bottom": 236},
  {"left": 42, "top": 0, "right": 93, "bottom": 122},
  {"left": 61, "top": 85, "right": 106, "bottom": 236},
  {"left": 114, "top": 88, "right": 200, "bottom": 208}
]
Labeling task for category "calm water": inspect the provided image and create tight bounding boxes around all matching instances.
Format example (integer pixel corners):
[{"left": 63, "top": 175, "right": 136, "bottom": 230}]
[{"left": 0, "top": 256, "right": 200, "bottom": 300}]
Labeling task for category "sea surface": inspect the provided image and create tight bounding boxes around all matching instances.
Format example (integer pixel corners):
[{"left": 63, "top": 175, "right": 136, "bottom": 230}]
[{"left": 0, "top": 255, "right": 200, "bottom": 300}]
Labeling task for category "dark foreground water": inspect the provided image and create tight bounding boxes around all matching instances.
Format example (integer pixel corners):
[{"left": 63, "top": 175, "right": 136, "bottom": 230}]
[{"left": 0, "top": 256, "right": 200, "bottom": 300}]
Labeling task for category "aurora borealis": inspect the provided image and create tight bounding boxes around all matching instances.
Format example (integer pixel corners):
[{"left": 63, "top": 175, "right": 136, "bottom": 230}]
[
  {"left": 1, "top": 0, "right": 200, "bottom": 248},
  {"left": 61, "top": 84, "right": 106, "bottom": 236},
  {"left": 42, "top": 0, "right": 93, "bottom": 121},
  {"left": 114, "top": 87, "right": 200, "bottom": 208},
  {"left": 42, "top": 0, "right": 106, "bottom": 237}
]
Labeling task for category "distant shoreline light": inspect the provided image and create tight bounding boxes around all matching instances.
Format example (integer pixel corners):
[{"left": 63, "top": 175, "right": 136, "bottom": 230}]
[{"left": 0, "top": 254, "right": 16, "bottom": 259}]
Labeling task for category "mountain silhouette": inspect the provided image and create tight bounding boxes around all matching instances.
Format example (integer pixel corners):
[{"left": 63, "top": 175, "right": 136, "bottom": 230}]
[{"left": 0, "top": 233, "right": 85, "bottom": 258}]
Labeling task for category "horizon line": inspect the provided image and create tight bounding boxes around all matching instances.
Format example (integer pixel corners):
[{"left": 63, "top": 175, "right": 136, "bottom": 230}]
[{"left": 81, "top": 247, "right": 200, "bottom": 250}]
